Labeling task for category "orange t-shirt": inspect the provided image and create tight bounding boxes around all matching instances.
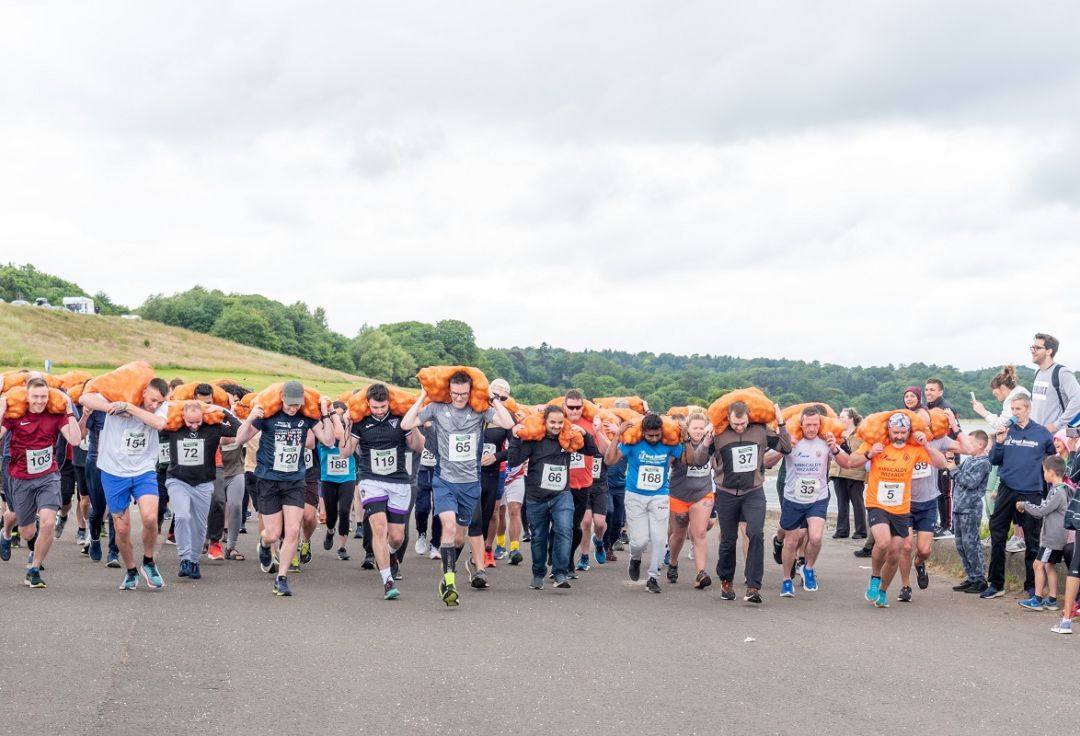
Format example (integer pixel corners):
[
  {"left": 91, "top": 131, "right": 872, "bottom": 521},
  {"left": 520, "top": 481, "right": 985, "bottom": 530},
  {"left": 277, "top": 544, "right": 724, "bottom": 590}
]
[
  {"left": 568, "top": 418, "right": 596, "bottom": 490},
  {"left": 859, "top": 442, "right": 930, "bottom": 516}
]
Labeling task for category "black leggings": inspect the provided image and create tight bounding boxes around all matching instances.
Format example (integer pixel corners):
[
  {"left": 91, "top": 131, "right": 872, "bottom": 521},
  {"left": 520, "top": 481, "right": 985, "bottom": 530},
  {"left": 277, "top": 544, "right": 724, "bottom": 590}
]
[
  {"left": 571, "top": 488, "right": 588, "bottom": 555},
  {"left": 469, "top": 472, "right": 500, "bottom": 538},
  {"left": 832, "top": 477, "right": 866, "bottom": 536},
  {"left": 322, "top": 479, "right": 355, "bottom": 538}
]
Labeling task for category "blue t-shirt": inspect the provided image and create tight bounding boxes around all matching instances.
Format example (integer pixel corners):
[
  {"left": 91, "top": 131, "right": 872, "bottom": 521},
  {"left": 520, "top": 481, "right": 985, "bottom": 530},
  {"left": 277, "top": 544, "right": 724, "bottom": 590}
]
[
  {"left": 252, "top": 411, "right": 319, "bottom": 481},
  {"left": 318, "top": 442, "right": 356, "bottom": 483},
  {"left": 620, "top": 440, "right": 684, "bottom": 496}
]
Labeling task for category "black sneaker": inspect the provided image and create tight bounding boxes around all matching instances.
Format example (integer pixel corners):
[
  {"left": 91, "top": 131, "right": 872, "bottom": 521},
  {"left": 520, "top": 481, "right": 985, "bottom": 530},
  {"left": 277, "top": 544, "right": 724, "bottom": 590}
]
[
  {"left": 258, "top": 543, "right": 273, "bottom": 573},
  {"left": 719, "top": 580, "right": 736, "bottom": 600},
  {"left": 509, "top": 549, "right": 523, "bottom": 566},
  {"left": 627, "top": 558, "right": 641, "bottom": 582},
  {"left": 353, "top": 526, "right": 364, "bottom": 539},
  {"left": 952, "top": 580, "right": 974, "bottom": 592},
  {"left": 915, "top": 563, "right": 929, "bottom": 590},
  {"left": 772, "top": 536, "right": 783, "bottom": 565},
  {"left": 831, "top": 531, "right": 849, "bottom": 539},
  {"left": 744, "top": 588, "right": 763, "bottom": 604},
  {"left": 323, "top": 531, "right": 334, "bottom": 551},
  {"left": 853, "top": 547, "right": 873, "bottom": 558},
  {"left": 471, "top": 570, "right": 489, "bottom": 589},
  {"left": 852, "top": 532, "right": 867, "bottom": 540},
  {"left": 898, "top": 586, "right": 912, "bottom": 602},
  {"left": 693, "top": 571, "right": 712, "bottom": 590},
  {"left": 964, "top": 580, "right": 989, "bottom": 594},
  {"left": 667, "top": 564, "right": 679, "bottom": 584},
  {"left": 646, "top": 577, "right": 662, "bottom": 594},
  {"left": 554, "top": 576, "right": 571, "bottom": 589},
  {"left": 390, "top": 557, "right": 402, "bottom": 581},
  {"left": 362, "top": 552, "right": 375, "bottom": 570},
  {"left": 337, "top": 547, "right": 350, "bottom": 561}
]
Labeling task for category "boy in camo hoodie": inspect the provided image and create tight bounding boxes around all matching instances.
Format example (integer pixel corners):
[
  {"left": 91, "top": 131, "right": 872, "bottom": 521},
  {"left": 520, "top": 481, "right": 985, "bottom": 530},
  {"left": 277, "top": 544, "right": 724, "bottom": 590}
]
[{"left": 950, "top": 430, "right": 991, "bottom": 594}]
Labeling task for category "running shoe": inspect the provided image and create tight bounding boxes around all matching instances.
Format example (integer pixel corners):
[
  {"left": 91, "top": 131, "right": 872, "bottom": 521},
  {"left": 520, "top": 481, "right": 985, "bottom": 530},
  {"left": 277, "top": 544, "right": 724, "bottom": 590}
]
[
  {"left": 471, "top": 569, "right": 489, "bottom": 589},
  {"left": 874, "top": 590, "right": 889, "bottom": 608},
  {"left": 75, "top": 529, "right": 86, "bottom": 546},
  {"left": 567, "top": 570, "right": 579, "bottom": 580},
  {"left": 521, "top": 531, "right": 531, "bottom": 543},
  {"left": 932, "top": 526, "right": 953, "bottom": 540},
  {"left": 627, "top": 557, "right": 641, "bottom": 582},
  {"left": 484, "top": 548, "right": 496, "bottom": 568},
  {"left": 429, "top": 547, "right": 442, "bottom": 561},
  {"left": 384, "top": 580, "right": 400, "bottom": 600},
  {"left": 10, "top": 529, "right": 20, "bottom": 546},
  {"left": 979, "top": 585, "right": 1005, "bottom": 599},
  {"left": 239, "top": 526, "right": 247, "bottom": 534},
  {"left": 554, "top": 576, "right": 571, "bottom": 589},
  {"left": 663, "top": 548, "right": 670, "bottom": 567},
  {"left": 119, "top": 569, "right": 138, "bottom": 591},
  {"left": 414, "top": 533, "right": 429, "bottom": 556},
  {"left": 289, "top": 556, "right": 301, "bottom": 573},
  {"left": 273, "top": 576, "right": 292, "bottom": 596},
  {"left": 596, "top": 545, "right": 607, "bottom": 565},
  {"left": 258, "top": 542, "right": 273, "bottom": 573},
  {"left": 24, "top": 567, "right": 46, "bottom": 589},
  {"left": 898, "top": 586, "right": 912, "bottom": 603},
  {"left": 605, "top": 546, "right": 618, "bottom": 562},
  {"left": 1005, "top": 535, "right": 1026, "bottom": 553},
  {"left": 106, "top": 551, "right": 121, "bottom": 569},
  {"left": 465, "top": 557, "right": 478, "bottom": 582},
  {"left": 440, "top": 573, "right": 459, "bottom": 606},
  {"left": 780, "top": 579, "right": 795, "bottom": 598},
  {"left": 612, "top": 539, "right": 625, "bottom": 551},
  {"left": 354, "top": 525, "right": 364, "bottom": 539},
  {"left": 207, "top": 542, "right": 224, "bottom": 560},
  {"left": 337, "top": 547, "right": 350, "bottom": 561},
  {"left": 952, "top": 580, "right": 974, "bottom": 592},
  {"left": 772, "top": 536, "right": 783, "bottom": 565},
  {"left": 53, "top": 516, "right": 67, "bottom": 540},
  {"left": 964, "top": 580, "right": 989, "bottom": 594},
  {"left": 719, "top": 580, "right": 736, "bottom": 600},
  {"left": 299, "top": 541, "right": 312, "bottom": 564},
  {"left": 494, "top": 545, "right": 507, "bottom": 560},
  {"left": 323, "top": 531, "right": 335, "bottom": 551},
  {"left": 576, "top": 555, "right": 590, "bottom": 572},
  {"left": 508, "top": 549, "right": 522, "bottom": 566},
  {"left": 865, "top": 576, "right": 880, "bottom": 603},
  {"left": 744, "top": 588, "right": 762, "bottom": 604},
  {"left": 693, "top": 571, "right": 712, "bottom": 590},
  {"left": 853, "top": 547, "right": 872, "bottom": 558},
  {"left": 687, "top": 545, "right": 695, "bottom": 561},
  {"left": 915, "top": 562, "right": 929, "bottom": 590},
  {"left": 646, "top": 577, "right": 662, "bottom": 594},
  {"left": 803, "top": 567, "right": 818, "bottom": 592},
  {"left": 1051, "top": 620, "right": 1073, "bottom": 634},
  {"left": 362, "top": 552, "right": 375, "bottom": 570},
  {"left": 530, "top": 575, "right": 544, "bottom": 590},
  {"left": 667, "top": 564, "right": 679, "bottom": 584},
  {"left": 1018, "top": 595, "right": 1045, "bottom": 611},
  {"left": 391, "top": 557, "right": 402, "bottom": 581},
  {"left": 88, "top": 539, "right": 101, "bottom": 562},
  {"left": 792, "top": 560, "right": 803, "bottom": 587},
  {"left": 179, "top": 560, "right": 192, "bottom": 578},
  {"left": 190, "top": 562, "right": 202, "bottom": 580},
  {"left": 1044, "top": 598, "right": 1060, "bottom": 611},
  {"left": 166, "top": 532, "right": 176, "bottom": 546},
  {"left": 141, "top": 561, "right": 165, "bottom": 590}
]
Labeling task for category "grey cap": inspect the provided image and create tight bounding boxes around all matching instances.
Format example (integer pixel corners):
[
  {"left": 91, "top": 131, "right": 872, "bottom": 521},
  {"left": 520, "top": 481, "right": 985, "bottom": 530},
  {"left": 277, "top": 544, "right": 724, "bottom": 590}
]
[{"left": 282, "top": 380, "right": 305, "bottom": 405}]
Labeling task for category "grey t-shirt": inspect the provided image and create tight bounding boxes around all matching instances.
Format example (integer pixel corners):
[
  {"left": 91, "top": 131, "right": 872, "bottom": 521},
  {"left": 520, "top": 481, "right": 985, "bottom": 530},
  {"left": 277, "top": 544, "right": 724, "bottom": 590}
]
[
  {"left": 668, "top": 442, "right": 713, "bottom": 503},
  {"left": 416, "top": 403, "right": 496, "bottom": 484},
  {"left": 910, "top": 436, "right": 950, "bottom": 503},
  {"left": 1031, "top": 364, "right": 1080, "bottom": 429}
]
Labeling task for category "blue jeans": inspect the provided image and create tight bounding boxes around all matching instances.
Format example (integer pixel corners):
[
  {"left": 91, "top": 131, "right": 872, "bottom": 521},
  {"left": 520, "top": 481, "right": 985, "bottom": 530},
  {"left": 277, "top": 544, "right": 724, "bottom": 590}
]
[{"left": 526, "top": 492, "right": 573, "bottom": 578}]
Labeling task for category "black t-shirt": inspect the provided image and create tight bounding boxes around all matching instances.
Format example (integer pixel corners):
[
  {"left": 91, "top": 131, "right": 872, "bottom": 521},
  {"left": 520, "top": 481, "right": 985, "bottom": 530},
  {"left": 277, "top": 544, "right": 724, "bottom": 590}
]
[
  {"left": 481, "top": 425, "right": 510, "bottom": 476},
  {"left": 164, "top": 419, "right": 238, "bottom": 485},
  {"left": 508, "top": 432, "right": 599, "bottom": 501},
  {"left": 352, "top": 413, "right": 410, "bottom": 483}
]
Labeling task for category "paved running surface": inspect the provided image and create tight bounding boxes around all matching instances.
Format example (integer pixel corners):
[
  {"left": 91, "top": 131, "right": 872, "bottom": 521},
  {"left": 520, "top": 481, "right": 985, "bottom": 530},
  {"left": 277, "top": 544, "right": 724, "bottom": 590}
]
[{"left": 3, "top": 520, "right": 1078, "bottom": 736}]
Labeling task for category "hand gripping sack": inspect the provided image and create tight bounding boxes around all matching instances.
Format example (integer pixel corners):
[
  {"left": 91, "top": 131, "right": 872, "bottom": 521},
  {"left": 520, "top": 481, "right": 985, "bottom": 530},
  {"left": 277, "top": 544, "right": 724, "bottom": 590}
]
[{"left": 707, "top": 388, "right": 776, "bottom": 434}]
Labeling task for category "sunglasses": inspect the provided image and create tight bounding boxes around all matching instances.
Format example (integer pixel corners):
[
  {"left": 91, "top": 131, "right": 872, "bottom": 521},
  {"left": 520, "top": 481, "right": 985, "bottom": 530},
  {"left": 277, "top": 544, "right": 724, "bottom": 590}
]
[
  {"left": 493, "top": 394, "right": 509, "bottom": 401},
  {"left": 565, "top": 404, "right": 584, "bottom": 410}
]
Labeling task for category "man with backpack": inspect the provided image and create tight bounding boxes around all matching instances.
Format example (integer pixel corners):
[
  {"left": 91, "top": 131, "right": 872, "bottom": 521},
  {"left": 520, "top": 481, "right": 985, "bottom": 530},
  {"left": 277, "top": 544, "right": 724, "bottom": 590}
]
[{"left": 1030, "top": 333, "right": 1080, "bottom": 433}]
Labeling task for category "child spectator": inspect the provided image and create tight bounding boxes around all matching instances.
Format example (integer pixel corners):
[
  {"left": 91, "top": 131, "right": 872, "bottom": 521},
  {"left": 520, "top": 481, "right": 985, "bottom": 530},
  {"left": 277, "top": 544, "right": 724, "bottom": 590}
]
[
  {"left": 1017, "top": 455, "right": 1070, "bottom": 612},
  {"left": 950, "top": 430, "right": 991, "bottom": 594}
]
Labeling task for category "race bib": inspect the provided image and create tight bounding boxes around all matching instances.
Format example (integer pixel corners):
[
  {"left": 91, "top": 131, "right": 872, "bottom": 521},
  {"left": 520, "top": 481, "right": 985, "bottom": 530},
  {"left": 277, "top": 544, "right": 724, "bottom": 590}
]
[
  {"left": 158, "top": 443, "right": 171, "bottom": 464},
  {"left": 178, "top": 439, "right": 204, "bottom": 467},
  {"left": 637, "top": 464, "right": 664, "bottom": 492},
  {"left": 876, "top": 481, "right": 904, "bottom": 507},
  {"left": 911, "top": 462, "right": 931, "bottom": 479},
  {"left": 370, "top": 448, "right": 397, "bottom": 476},
  {"left": 591, "top": 456, "right": 603, "bottom": 480},
  {"left": 731, "top": 445, "right": 758, "bottom": 473},
  {"left": 540, "top": 463, "right": 567, "bottom": 491},
  {"left": 795, "top": 477, "right": 820, "bottom": 501},
  {"left": 327, "top": 454, "right": 350, "bottom": 477},
  {"left": 448, "top": 433, "right": 475, "bottom": 463},
  {"left": 304, "top": 448, "right": 314, "bottom": 469},
  {"left": 420, "top": 449, "right": 437, "bottom": 467},
  {"left": 569, "top": 452, "right": 586, "bottom": 470},
  {"left": 273, "top": 440, "right": 300, "bottom": 473},
  {"left": 121, "top": 430, "right": 148, "bottom": 456},
  {"left": 25, "top": 447, "right": 53, "bottom": 475},
  {"left": 687, "top": 465, "right": 711, "bottom": 478},
  {"left": 483, "top": 443, "right": 497, "bottom": 458}
]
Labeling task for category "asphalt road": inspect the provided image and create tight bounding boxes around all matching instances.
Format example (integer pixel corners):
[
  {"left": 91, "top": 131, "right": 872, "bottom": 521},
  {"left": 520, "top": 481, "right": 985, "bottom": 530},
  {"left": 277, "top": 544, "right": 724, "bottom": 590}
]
[{"left": 2, "top": 517, "right": 1078, "bottom": 736}]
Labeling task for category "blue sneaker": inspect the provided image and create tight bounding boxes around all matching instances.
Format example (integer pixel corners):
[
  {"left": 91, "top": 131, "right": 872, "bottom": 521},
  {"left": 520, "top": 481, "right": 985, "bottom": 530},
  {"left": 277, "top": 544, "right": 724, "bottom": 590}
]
[
  {"left": 119, "top": 569, "right": 138, "bottom": 591},
  {"left": 979, "top": 585, "right": 1005, "bottom": 599},
  {"left": 595, "top": 543, "right": 607, "bottom": 566},
  {"left": 273, "top": 576, "right": 292, "bottom": 597},
  {"left": 178, "top": 560, "right": 192, "bottom": 578},
  {"left": 874, "top": 590, "right": 889, "bottom": 608},
  {"left": 191, "top": 562, "right": 201, "bottom": 580},
  {"left": 0, "top": 534, "right": 10, "bottom": 562},
  {"left": 258, "top": 542, "right": 273, "bottom": 573},
  {"left": 865, "top": 576, "right": 880, "bottom": 603},
  {"left": 663, "top": 548, "right": 671, "bottom": 567},
  {"left": 1018, "top": 595, "right": 1045, "bottom": 611},
  {"left": 803, "top": 567, "right": 818, "bottom": 592},
  {"left": 493, "top": 545, "right": 507, "bottom": 560},
  {"left": 1044, "top": 597, "right": 1060, "bottom": 611},
  {"left": 576, "top": 555, "right": 590, "bottom": 572},
  {"left": 106, "top": 550, "right": 121, "bottom": 568},
  {"left": 89, "top": 540, "right": 102, "bottom": 562},
  {"left": 780, "top": 579, "right": 795, "bottom": 598},
  {"left": 141, "top": 561, "right": 164, "bottom": 590},
  {"left": 1051, "top": 620, "right": 1073, "bottom": 634}
]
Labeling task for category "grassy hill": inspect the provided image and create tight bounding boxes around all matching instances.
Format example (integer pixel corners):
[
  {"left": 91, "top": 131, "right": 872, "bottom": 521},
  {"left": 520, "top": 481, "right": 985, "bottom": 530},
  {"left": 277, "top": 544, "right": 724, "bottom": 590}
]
[{"left": 0, "top": 303, "right": 369, "bottom": 395}]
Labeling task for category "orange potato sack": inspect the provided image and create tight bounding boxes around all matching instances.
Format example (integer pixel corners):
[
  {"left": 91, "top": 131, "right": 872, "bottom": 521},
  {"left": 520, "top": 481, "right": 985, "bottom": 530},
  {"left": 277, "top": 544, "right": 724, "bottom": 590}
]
[
  {"left": 855, "top": 409, "right": 932, "bottom": 447},
  {"left": 233, "top": 392, "right": 257, "bottom": 420},
  {"left": 928, "top": 408, "right": 951, "bottom": 440},
  {"left": 164, "top": 401, "right": 226, "bottom": 432},
  {"left": 516, "top": 411, "right": 585, "bottom": 451},
  {"left": 1, "top": 372, "right": 64, "bottom": 392},
  {"left": 620, "top": 415, "right": 683, "bottom": 446},
  {"left": 59, "top": 371, "right": 94, "bottom": 391},
  {"left": 83, "top": 361, "right": 155, "bottom": 404},
  {"left": 707, "top": 387, "right": 776, "bottom": 433},
  {"left": 3, "top": 386, "right": 70, "bottom": 419},
  {"left": 787, "top": 413, "right": 845, "bottom": 444},
  {"left": 345, "top": 385, "right": 419, "bottom": 422},
  {"left": 595, "top": 407, "right": 643, "bottom": 440},
  {"left": 547, "top": 396, "right": 598, "bottom": 421},
  {"left": 254, "top": 383, "right": 322, "bottom": 421},
  {"left": 418, "top": 366, "right": 490, "bottom": 413},
  {"left": 67, "top": 380, "right": 90, "bottom": 405},
  {"left": 593, "top": 396, "right": 648, "bottom": 414},
  {"left": 781, "top": 402, "right": 838, "bottom": 422},
  {"left": 169, "top": 382, "right": 230, "bottom": 408}
]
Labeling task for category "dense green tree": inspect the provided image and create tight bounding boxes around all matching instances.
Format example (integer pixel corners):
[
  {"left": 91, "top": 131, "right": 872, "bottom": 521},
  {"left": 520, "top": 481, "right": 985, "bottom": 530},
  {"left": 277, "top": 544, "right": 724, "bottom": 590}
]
[
  {"left": 210, "top": 304, "right": 279, "bottom": 351},
  {"left": 350, "top": 327, "right": 417, "bottom": 384}
]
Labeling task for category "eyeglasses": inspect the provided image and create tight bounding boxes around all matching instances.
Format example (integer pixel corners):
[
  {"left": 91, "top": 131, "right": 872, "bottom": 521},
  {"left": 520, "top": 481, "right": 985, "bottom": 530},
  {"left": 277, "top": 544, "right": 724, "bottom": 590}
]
[
  {"left": 449, "top": 391, "right": 470, "bottom": 398},
  {"left": 1030, "top": 345, "right": 1046, "bottom": 351},
  {"left": 564, "top": 404, "right": 583, "bottom": 410}
]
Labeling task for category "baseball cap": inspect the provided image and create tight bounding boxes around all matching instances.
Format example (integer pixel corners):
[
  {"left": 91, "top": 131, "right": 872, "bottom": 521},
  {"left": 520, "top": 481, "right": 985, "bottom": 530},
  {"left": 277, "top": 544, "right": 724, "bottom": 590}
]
[{"left": 283, "top": 381, "right": 305, "bottom": 406}]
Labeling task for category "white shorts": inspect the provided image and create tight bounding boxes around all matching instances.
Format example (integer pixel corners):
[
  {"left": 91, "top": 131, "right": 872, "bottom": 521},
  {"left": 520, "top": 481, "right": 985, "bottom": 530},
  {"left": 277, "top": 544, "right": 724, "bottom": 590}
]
[
  {"left": 358, "top": 478, "right": 411, "bottom": 516},
  {"left": 503, "top": 476, "right": 525, "bottom": 505}
]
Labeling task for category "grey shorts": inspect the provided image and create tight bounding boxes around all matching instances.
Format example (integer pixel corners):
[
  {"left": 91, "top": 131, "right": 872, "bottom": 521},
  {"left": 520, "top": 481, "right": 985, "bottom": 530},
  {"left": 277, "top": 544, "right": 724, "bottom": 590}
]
[{"left": 10, "top": 473, "right": 63, "bottom": 527}]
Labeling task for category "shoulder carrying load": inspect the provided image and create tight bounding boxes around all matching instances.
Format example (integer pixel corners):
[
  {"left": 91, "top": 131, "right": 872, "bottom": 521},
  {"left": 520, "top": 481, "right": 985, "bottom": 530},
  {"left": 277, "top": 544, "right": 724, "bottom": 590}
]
[
  {"left": 2, "top": 386, "right": 69, "bottom": 419},
  {"left": 83, "top": 361, "right": 155, "bottom": 404},
  {"left": 254, "top": 382, "right": 322, "bottom": 421},
  {"left": 786, "top": 413, "right": 846, "bottom": 443},
  {"left": 855, "top": 408, "right": 947, "bottom": 447},
  {"left": 593, "top": 396, "right": 648, "bottom": 414},
  {"left": 233, "top": 392, "right": 257, "bottom": 420},
  {"left": 169, "top": 382, "right": 230, "bottom": 408},
  {"left": 547, "top": 396, "right": 598, "bottom": 421},
  {"left": 2, "top": 372, "right": 65, "bottom": 392},
  {"left": 666, "top": 405, "right": 707, "bottom": 419},
  {"left": 620, "top": 415, "right": 683, "bottom": 446},
  {"left": 707, "top": 387, "right": 776, "bottom": 434},
  {"left": 345, "top": 385, "right": 418, "bottom": 422},
  {"left": 502, "top": 397, "right": 533, "bottom": 421},
  {"left": 515, "top": 412, "right": 585, "bottom": 452},
  {"left": 781, "top": 402, "right": 838, "bottom": 422},
  {"left": 66, "top": 380, "right": 90, "bottom": 405},
  {"left": 596, "top": 407, "right": 644, "bottom": 440},
  {"left": 417, "top": 366, "right": 490, "bottom": 413},
  {"left": 164, "top": 401, "right": 225, "bottom": 431}
]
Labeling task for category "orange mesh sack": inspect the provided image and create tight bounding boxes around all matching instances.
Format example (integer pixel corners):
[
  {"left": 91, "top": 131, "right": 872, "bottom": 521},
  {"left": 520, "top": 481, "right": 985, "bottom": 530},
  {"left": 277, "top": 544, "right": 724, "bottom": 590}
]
[
  {"left": 928, "top": 408, "right": 952, "bottom": 440},
  {"left": 856, "top": 409, "right": 931, "bottom": 447},
  {"left": 67, "top": 380, "right": 90, "bottom": 405},
  {"left": 787, "top": 413, "right": 845, "bottom": 443},
  {"left": 547, "top": 396, "right": 598, "bottom": 421},
  {"left": 169, "top": 382, "right": 230, "bottom": 408},
  {"left": 597, "top": 407, "right": 644, "bottom": 440},
  {"left": 3, "top": 386, "right": 70, "bottom": 419},
  {"left": 2, "top": 373, "right": 64, "bottom": 392},
  {"left": 59, "top": 371, "right": 94, "bottom": 391},
  {"left": 345, "top": 385, "right": 419, "bottom": 422},
  {"left": 254, "top": 383, "right": 322, "bottom": 421},
  {"left": 594, "top": 396, "right": 648, "bottom": 414},
  {"left": 781, "top": 403, "right": 837, "bottom": 422},
  {"left": 164, "top": 401, "right": 226, "bottom": 432},
  {"left": 516, "top": 412, "right": 584, "bottom": 451},
  {"left": 83, "top": 361, "right": 155, "bottom": 404},
  {"left": 233, "top": 392, "right": 257, "bottom": 420},
  {"left": 418, "top": 366, "right": 490, "bottom": 413},
  {"left": 708, "top": 388, "right": 776, "bottom": 433},
  {"left": 620, "top": 416, "right": 683, "bottom": 446}
]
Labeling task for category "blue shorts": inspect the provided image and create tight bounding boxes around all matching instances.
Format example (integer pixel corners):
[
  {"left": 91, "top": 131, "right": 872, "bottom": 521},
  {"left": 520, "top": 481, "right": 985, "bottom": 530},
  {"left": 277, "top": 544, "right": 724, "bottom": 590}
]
[
  {"left": 779, "top": 495, "right": 830, "bottom": 532},
  {"left": 100, "top": 470, "right": 159, "bottom": 515},
  {"left": 433, "top": 475, "right": 482, "bottom": 527},
  {"left": 496, "top": 470, "right": 507, "bottom": 502},
  {"left": 909, "top": 499, "right": 938, "bottom": 533}
]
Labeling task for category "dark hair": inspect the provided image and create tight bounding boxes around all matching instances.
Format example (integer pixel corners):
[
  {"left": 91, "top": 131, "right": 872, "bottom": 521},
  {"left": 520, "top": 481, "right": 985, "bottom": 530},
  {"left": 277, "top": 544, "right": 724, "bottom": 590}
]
[
  {"left": 926, "top": 378, "right": 944, "bottom": 391},
  {"left": 148, "top": 378, "right": 170, "bottom": 397},
  {"left": 1044, "top": 454, "right": 1067, "bottom": 476},
  {"left": 564, "top": 389, "right": 585, "bottom": 402},
  {"left": 1035, "top": 333, "right": 1059, "bottom": 357},
  {"left": 449, "top": 371, "right": 472, "bottom": 386},
  {"left": 366, "top": 383, "right": 390, "bottom": 402},
  {"left": 221, "top": 383, "right": 251, "bottom": 400},
  {"left": 990, "top": 365, "right": 1018, "bottom": 390},
  {"left": 543, "top": 405, "right": 564, "bottom": 421},
  {"left": 728, "top": 401, "right": 748, "bottom": 418},
  {"left": 800, "top": 406, "right": 822, "bottom": 419},
  {"left": 332, "top": 400, "right": 347, "bottom": 412},
  {"left": 841, "top": 407, "right": 862, "bottom": 427},
  {"left": 168, "top": 377, "right": 185, "bottom": 389},
  {"left": 25, "top": 377, "right": 48, "bottom": 390},
  {"left": 194, "top": 383, "right": 214, "bottom": 398},
  {"left": 971, "top": 429, "right": 989, "bottom": 446},
  {"left": 642, "top": 413, "right": 663, "bottom": 432}
]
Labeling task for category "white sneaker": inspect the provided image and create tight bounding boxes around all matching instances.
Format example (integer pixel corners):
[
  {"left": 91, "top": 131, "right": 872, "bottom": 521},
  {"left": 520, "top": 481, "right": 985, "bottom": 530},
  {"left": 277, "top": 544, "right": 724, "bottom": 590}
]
[
  {"left": 687, "top": 545, "right": 695, "bottom": 561},
  {"left": 429, "top": 546, "right": 442, "bottom": 560},
  {"left": 1005, "top": 536, "right": 1026, "bottom": 553},
  {"left": 414, "top": 533, "right": 429, "bottom": 556}
]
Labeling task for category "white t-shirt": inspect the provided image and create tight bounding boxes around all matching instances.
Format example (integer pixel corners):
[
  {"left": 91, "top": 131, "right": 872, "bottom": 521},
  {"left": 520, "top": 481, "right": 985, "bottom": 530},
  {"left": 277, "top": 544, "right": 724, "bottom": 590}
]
[{"left": 96, "top": 404, "right": 170, "bottom": 477}]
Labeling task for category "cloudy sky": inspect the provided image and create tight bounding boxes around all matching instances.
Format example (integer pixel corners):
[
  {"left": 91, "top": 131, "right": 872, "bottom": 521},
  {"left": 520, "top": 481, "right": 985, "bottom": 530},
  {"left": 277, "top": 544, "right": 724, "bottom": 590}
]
[{"left": 2, "top": 2, "right": 1078, "bottom": 370}]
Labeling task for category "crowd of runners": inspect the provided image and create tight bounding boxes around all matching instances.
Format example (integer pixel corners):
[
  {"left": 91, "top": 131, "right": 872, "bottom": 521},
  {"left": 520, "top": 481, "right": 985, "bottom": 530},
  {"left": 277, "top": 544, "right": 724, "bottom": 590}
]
[{"left": 2, "top": 332, "right": 1080, "bottom": 633}]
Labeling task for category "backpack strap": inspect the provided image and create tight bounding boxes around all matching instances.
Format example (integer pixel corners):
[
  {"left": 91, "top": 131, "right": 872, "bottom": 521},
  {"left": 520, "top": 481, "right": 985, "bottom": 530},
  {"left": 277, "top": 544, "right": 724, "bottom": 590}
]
[{"left": 1052, "top": 364, "right": 1066, "bottom": 412}]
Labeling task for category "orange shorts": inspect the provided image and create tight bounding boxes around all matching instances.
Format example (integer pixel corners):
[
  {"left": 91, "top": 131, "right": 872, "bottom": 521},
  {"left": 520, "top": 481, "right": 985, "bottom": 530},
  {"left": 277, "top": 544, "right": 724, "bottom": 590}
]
[{"left": 669, "top": 493, "right": 714, "bottom": 515}]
